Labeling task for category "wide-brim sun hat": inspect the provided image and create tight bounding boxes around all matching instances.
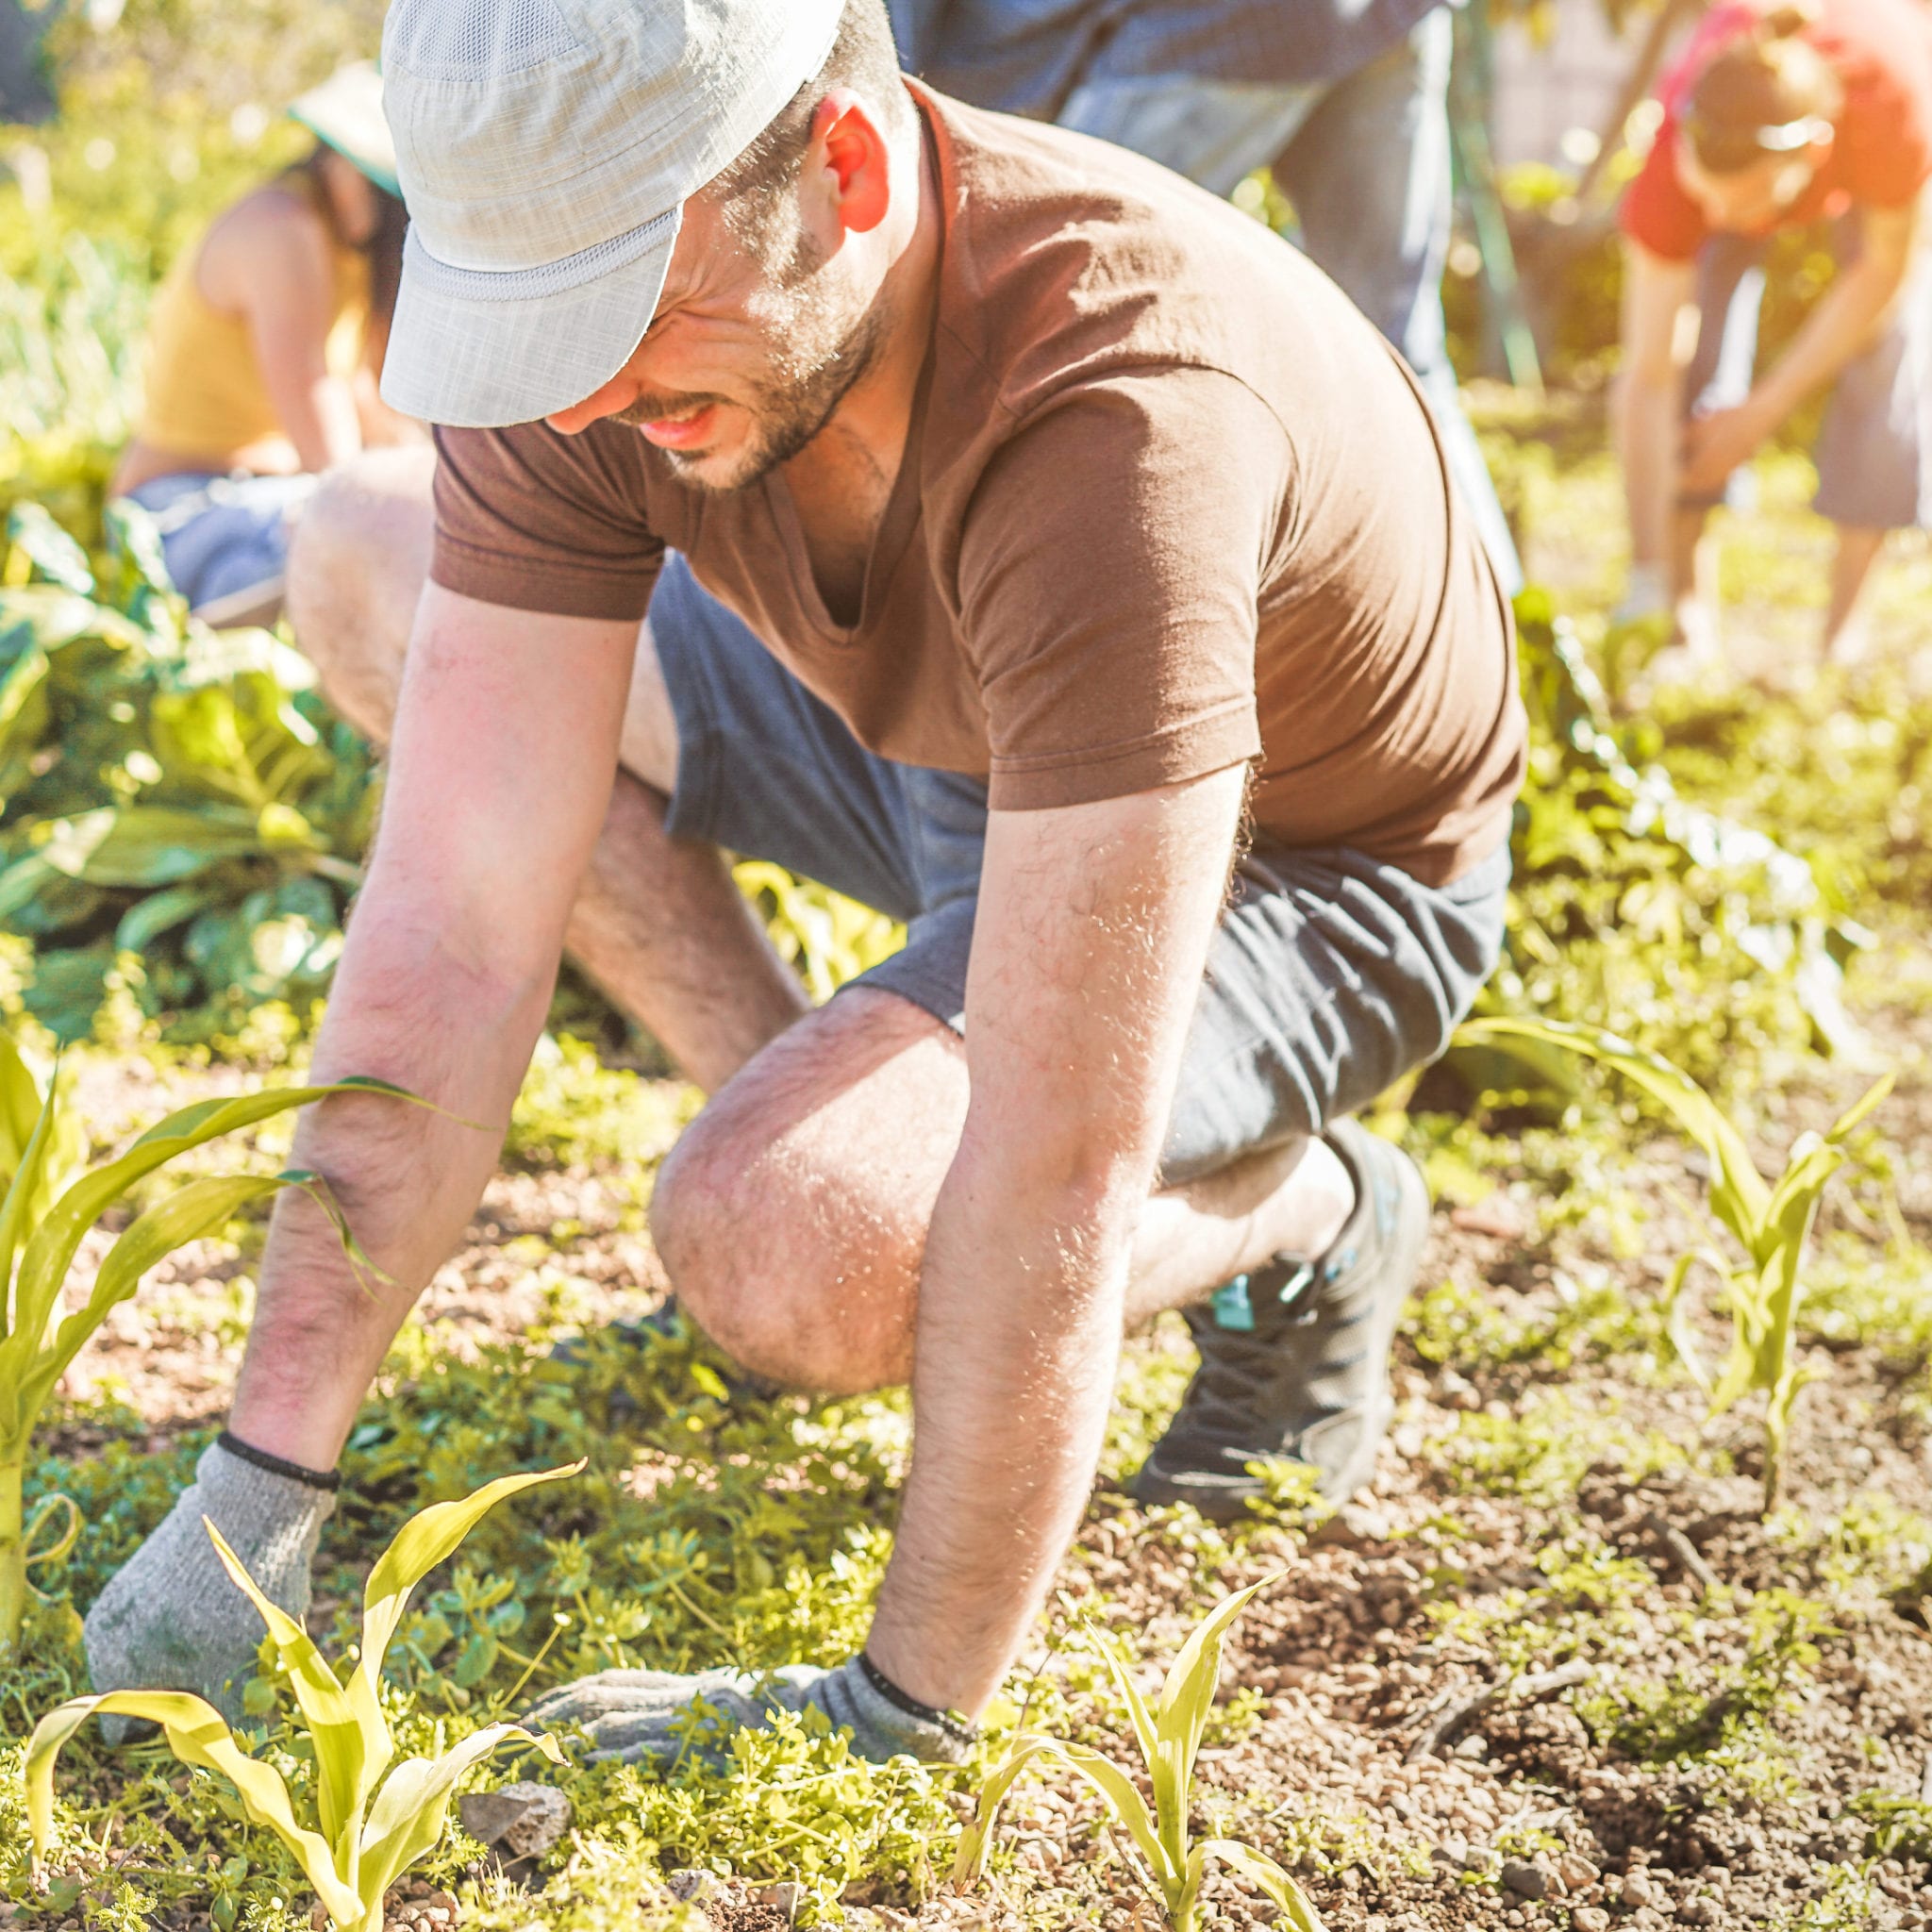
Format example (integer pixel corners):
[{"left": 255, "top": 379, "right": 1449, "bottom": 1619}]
[
  {"left": 378, "top": 0, "right": 845, "bottom": 429},
  {"left": 289, "top": 61, "right": 400, "bottom": 200}
]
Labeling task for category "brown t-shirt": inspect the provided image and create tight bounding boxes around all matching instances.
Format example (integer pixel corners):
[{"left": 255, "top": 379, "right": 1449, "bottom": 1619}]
[{"left": 431, "top": 88, "right": 1525, "bottom": 886}]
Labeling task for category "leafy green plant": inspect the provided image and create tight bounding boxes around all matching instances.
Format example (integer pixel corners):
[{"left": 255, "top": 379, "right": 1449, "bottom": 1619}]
[
  {"left": 0, "top": 1020, "right": 414, "bottom": 1651},
  {"left": 1458, "top": 1013, "right": 1891, "bottom": 1509},
  {"left": 954, "top": 1575, "right": 1324, "bottom": 1932},
  {"left": 26, "top": 1463, "right": 580, "bottom": 1932},
  {"left": 732, "top": 860, "right": 903, "bottom": 1004}
]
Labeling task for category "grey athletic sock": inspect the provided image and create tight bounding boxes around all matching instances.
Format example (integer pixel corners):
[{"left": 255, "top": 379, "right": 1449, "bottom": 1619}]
[{"left": 83, "top": 1436, "right": 337, "bottom": 1739}]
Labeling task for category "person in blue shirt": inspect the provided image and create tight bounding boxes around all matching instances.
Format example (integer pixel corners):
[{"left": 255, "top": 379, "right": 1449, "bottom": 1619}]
[{"left": 890, "top": 0, "right": 1523, "bottom": 589}]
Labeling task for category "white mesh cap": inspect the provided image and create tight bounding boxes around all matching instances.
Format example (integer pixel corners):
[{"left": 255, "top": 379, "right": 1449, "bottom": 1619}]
[{"left": 379, "top": 0, "right": 845, "bottom": 427}]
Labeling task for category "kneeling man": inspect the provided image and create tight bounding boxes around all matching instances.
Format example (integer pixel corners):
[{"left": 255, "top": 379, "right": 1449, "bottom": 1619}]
[{"left": 85, "top": 0, "right": 1525, "bottom": 1763}]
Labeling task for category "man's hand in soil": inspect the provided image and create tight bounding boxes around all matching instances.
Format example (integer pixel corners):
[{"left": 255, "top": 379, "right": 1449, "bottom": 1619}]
[{"left": 524, "top": 1655, "right": 972, "bottom": 1768}]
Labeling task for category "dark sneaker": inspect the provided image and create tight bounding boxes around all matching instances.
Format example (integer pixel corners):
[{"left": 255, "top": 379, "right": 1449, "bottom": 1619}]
[{"left": 1128, "top": 1118, "right": 1429, "bottom": 1521}]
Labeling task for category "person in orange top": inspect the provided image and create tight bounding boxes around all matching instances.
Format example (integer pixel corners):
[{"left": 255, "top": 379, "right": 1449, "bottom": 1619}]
[
  {"left": 1614, "top": 0, "right": 1932, "bottom": 671},
  {"left": 114, "top": 63, "right": 419, "bottom": 625}
]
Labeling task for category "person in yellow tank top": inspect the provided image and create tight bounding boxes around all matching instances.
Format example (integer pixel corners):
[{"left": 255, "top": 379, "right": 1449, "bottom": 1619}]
[{"left": 115, "top": 62, "right": 421, "bottom": 625}]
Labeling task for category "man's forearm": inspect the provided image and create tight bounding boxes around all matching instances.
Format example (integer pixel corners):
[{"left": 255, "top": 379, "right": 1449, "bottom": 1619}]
[
  {"left": 1616, "top": 371, "right": 1681, "bottom": 570},
  {"left": 228, "top": 915, "right": 555, "bottom": 1468},
  {"left": 865, "top": 1138, "right": 1140, "bottom": 1717},
  {"left": 1752, "top": 258, "right": 1912, "bottom": 427}
]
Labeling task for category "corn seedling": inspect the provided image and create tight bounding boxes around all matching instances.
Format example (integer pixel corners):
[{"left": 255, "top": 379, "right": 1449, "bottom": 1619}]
[
  {"left": 0, "top": 1021, "right": 416, "bottom": 1652},
  {"left": 1458, "top": 1015, "right": 1892, "bottom": 1510},
  {"left": 29, "top": 1462, "right": 583, "bottom": 1932},
  {"left": 954, "top": 1574, "right": 1324, "bottom": 1932}
]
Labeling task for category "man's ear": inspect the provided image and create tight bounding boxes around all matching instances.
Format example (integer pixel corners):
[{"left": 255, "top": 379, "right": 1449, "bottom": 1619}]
[{"left": 808, "top": 88, "right": 893, "bottom": 236}]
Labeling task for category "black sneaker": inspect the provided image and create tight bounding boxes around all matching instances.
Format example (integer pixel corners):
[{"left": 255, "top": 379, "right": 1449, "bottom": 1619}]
[{"left": 1128, "top": 1118, "right": 1428, "bottom": 1521}]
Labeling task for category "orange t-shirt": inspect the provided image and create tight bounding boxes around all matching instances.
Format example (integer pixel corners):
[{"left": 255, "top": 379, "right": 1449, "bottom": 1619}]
[
  {"left": 1622, "top": 0, "right": 1932, "bottom": 260},
  {"left": 431, "top": 88, "right": 1525, "bottom": 886}
]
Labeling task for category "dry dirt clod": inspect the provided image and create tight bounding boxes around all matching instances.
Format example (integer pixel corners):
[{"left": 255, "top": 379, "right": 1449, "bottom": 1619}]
[{"left": 1574, "top": 1913, "right": 1611, "bottom": 1932}]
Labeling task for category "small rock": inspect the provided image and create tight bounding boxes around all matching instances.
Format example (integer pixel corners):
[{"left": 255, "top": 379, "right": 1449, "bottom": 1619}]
[
  {"left": 1621, "top": 1872, "right": 1659, "bottom": 1909},
  {"left": 751, "top": 1881, "right": 804, "bottom": 1921},
  {"left": 1574, "top": 1912, "right": 1611, "bottom": 1932},
  {"left": 1453, "top": 1733, "right": 1489, "bottom": 1760},
  {"left": 666, "top": 1870, "right": 725, "bottom": 1904},
  {"left": 458, "top": 1783, "right": 573, "bottom": 1861},
  {"left": 1559, "top": 1855, "right": 1602, "bottom": 1893},
  {"left": 1503, "top": 1859, "right": 1550, "bottom": 1901},
  {"left": 1676, "top": 1903, "right": 1718, "bottom": 1926}
]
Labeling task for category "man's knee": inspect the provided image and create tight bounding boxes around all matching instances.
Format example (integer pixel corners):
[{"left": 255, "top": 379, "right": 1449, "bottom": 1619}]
[
  {"left": 285, "top": 447, "right": 437, "bottom": 743},
  {"left": 650, "top": 1115, "right": 815, "bottom": 1376}
]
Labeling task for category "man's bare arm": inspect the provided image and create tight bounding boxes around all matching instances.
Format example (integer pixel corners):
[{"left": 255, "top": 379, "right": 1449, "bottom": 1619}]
[
  {"left": 865, "top": 763, "right": 1248, "bottom": 1715},
  {"left": 228, "top": 582, "right": 639, "bottom": 1468}
]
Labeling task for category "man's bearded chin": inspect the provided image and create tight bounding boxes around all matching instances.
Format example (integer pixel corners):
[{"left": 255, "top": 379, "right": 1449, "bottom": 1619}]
[{"left": 623, "top": 294, "right": 889, "bottom": 493}]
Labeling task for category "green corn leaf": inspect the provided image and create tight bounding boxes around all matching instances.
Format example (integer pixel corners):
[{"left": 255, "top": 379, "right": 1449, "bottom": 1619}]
[
  {"left": 204, "top": 1519, "right": 368, "bottom": 1858},
  {"left": 1, "top": 1081, "right": 413, "bottom": 1431},
  {"left": 1093, "top": 1637, "right": 1162, "bottom": 1795},
  {"left": 26, "top": 1690, "right": 360, "bottom": 1926},
  {"left": 957, "top": 1732, "right": 1176, "bottom": 1893},
  {"left": 354, "top": 1725, "right": 565, "bottom": 1913},
  {"left": 8, "top": 1075, "right": 416, "bottom": 1342},
  {"left": 353, "top": 1462, "right": 585, "bottom": 1746},
  {"left": 5, "top": 1173, "right": 299, "bottom": 1443},
  {"left": 1153, "top": 1573, "right": 1277, "bottom": 1827},
  {"left": 1187, "top": 1840, "right": 1328, "bottom": 1932},
  {"left": 0, "top": 1057, "right": 64, "bottom": 1343},
  {"left": 1662, "top": 1247, "right": 1730, "bottom": 1401},
  {"left": 1456, "top": 1018, "right": 1771, "bottom": 1244},
  {"left": 1825, "top": 1074, "right": 1894, "bottom": 1143}
]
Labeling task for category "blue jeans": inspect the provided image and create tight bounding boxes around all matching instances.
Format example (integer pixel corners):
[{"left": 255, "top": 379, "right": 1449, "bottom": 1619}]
[
  {"left": 650, "top": 555, "right": 1510, "bottom": 1186},
  {"left": 1055, "top": 9, "right": 1524, "bottom": 591},
  {"left": 122, "top": 471, "right": 316, "bottom": 614},
  {"left": 1683, "top": 225, "right": 1932, "bottom": 528}
]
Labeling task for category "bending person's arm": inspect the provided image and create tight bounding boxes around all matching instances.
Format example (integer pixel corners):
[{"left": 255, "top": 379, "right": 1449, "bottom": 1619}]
[
  {"left": 1614, "top": 239, "right": 1698, "bottom": 600},
  {"left": 865, "top": 764, "right": 1247, "bottom": 1714},
  {"left": 228, "top": 583, "right": 638, "bottom": 1468},
  {"left": 1750, "top": 197, "right": 1924, "bottom": 428},
  {"left": 1683, "top": 199, "right": 1925, "bottom": 493}
]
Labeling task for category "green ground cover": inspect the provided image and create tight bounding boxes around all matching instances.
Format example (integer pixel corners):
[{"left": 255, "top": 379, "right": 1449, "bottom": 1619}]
[{"left": 4, "top": 16, "right": 1932, "bottom": 1931}]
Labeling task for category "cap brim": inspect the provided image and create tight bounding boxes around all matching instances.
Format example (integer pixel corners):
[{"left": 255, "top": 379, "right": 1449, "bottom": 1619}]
[{"left": 379, "top": 208, "right": 679, "bottom": 428}]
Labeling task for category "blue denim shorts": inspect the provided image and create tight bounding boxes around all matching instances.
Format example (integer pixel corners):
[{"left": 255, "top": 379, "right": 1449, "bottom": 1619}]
[
  {"left": 652, "top": 555, "right": 1509, "bottom": 1185},
  {"left": 123, "top": 471, "right": 317, "bottom": 614}
]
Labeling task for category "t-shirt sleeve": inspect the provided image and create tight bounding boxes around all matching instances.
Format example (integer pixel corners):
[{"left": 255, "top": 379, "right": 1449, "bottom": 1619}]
[
  {"left": 955, "top": 369, "right": 1278, "bottom": 813},
  {"left": 1620, "top": 117, "right": 1709, "bottom": 260},
  {"left": 1838, "top": 46, "right": 1932, "bottom": 208},
  {"left": 430, "top": 420, "right": 664, "bottom": 622}
]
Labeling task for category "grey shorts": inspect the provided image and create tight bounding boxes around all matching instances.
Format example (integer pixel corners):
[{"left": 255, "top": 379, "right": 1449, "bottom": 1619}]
[
  {"left": 1685, "top": 226, "right": 1932, "bottom": 529},
  {"left": 653, "top": 554, "right": 1509, "bottom": 1186}
]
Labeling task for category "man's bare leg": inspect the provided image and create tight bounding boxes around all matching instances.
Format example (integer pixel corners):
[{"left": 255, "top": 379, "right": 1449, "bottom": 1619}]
[
  {"left": 291, "top": 453, "right": 1352, "bottom": 1391},
  {"left": 652, "top": 988, "right": 1353, "bottom": 1394},
  {"left": 285, "top": 450, "right": 807, "bottom": 1094},
  {"left": 1823, "top": 523, "right": 1887, "bottom": 668}
]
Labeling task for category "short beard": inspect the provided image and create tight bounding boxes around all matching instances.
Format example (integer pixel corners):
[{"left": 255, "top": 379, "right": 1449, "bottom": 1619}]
[{"left": 624, "top": 274, "right": 891, "bottom": 494}]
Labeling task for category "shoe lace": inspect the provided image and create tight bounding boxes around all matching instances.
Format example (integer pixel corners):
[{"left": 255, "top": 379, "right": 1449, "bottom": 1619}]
[{"left": 1172, "top": 1305, "right": 1314, "bottom": 1449}]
